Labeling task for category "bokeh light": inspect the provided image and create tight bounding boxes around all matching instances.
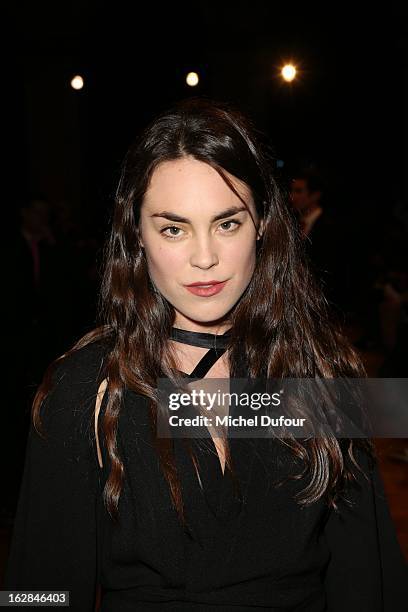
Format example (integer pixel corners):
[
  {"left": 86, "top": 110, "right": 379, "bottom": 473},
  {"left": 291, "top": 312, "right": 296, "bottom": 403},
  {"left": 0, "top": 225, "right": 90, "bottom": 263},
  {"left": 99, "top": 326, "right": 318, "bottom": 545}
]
[
  {"left": 281, "top": 64, "right": 297, "bottom": 82},
  {"left": 70, "top": 75, "right": 84, "bottom": 90},
  {"left": 186, "top": 71, "right": 199, "bottom": 87}
]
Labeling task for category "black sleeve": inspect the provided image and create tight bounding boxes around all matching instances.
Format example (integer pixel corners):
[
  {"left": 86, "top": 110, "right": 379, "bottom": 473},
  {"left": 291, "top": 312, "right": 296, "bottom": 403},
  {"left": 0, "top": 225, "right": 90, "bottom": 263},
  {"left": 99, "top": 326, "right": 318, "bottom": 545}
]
[
  {"left": 4, "top": 354, "right": 102, "bottom": 611},
  {"left": 323, "top": 445, "right": 408, "bottom": 611}
]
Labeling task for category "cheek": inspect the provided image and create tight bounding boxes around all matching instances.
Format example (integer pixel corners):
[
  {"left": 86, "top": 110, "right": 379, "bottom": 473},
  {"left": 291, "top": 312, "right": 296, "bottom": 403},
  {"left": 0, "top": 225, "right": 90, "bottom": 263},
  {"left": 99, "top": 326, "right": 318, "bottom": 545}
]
[
  {"left": 223, "top": 238, "right": 257, "bottom": 277},
  {"left": 145, "top": 244, "right": 184, "bottom": 282}
]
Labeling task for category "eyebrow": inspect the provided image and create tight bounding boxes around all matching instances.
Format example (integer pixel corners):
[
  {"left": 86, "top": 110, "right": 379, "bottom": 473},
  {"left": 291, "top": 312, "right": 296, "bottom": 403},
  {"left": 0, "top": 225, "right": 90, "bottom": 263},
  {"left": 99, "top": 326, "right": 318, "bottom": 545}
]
[{"left": 150, "top": 205, "right": 248, "bottom": 223}]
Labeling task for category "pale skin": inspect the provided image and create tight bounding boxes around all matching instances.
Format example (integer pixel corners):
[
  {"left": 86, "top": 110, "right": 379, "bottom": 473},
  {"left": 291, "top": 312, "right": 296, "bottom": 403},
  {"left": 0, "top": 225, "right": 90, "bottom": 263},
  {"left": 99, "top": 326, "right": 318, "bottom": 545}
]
[{"left": 95, "top": 156, "right": 264, "bottom": 474}]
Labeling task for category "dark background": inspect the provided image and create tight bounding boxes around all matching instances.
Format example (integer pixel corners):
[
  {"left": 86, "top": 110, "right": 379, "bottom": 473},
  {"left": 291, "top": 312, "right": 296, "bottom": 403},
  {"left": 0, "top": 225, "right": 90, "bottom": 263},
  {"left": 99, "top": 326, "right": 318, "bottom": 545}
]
[
  {"left": 4, "top": 1, "right": 407, "bottom": 229},
  {"left": 2, "top": 2, "right": 407, "bottom": 380},
  {"left": 1, "top": 0, "right": 408, "bottom": 574},
  {"left": 3, "top": 0, "right": 408, "bottom": 411}
]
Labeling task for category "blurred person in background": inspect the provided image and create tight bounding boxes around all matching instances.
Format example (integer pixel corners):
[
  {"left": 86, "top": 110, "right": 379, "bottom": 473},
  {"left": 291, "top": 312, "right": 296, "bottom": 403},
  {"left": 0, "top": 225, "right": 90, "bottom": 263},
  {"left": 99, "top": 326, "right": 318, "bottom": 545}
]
[
  {"left": 289, "top": 168, "right": 353, "bottom": 315},
  {"left": 3, "top": 197, "right": 57, "bottom": 526}
]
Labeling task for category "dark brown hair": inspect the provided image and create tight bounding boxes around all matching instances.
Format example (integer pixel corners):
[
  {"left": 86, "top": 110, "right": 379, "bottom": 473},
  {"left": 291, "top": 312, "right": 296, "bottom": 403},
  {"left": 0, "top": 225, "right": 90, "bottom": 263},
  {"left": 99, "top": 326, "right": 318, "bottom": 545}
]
[{"left": 32, "top": 97, "right": 374, "bottom": 525}]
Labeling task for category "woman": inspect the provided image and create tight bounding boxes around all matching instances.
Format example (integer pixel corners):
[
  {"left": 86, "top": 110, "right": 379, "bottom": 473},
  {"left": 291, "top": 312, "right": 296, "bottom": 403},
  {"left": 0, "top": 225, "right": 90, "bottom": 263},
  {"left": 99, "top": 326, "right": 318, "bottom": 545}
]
[{"left": 5, "top": 98, "right": 407, "bottom": 611}]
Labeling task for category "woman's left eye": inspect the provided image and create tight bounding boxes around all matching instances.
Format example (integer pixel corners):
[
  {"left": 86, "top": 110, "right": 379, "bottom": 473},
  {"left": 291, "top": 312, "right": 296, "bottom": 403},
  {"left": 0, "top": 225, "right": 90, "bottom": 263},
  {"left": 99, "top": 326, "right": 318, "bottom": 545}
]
[{"left": 219, "top": 220, "right": 241, "bottom": 232}]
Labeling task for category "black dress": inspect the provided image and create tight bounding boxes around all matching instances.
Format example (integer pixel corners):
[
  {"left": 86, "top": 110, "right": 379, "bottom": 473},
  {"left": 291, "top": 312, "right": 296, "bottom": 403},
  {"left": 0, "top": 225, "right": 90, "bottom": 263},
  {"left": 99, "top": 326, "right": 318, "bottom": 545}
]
[{"left": 4, "top": 338, "right": 408, "bottom": 610}]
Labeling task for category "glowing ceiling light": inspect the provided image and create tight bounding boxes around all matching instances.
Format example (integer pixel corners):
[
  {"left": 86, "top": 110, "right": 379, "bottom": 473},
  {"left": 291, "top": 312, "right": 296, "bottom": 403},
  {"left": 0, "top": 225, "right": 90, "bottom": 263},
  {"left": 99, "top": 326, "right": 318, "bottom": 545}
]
[
  {"left": 70, "top": 75, "right": 84, "bottom": 90},
  {"left": 281, "top": 64, "right": 297, "bottom": 82},
  {"left": 186, "top": 71, "right": 199, "bottom": 87}
]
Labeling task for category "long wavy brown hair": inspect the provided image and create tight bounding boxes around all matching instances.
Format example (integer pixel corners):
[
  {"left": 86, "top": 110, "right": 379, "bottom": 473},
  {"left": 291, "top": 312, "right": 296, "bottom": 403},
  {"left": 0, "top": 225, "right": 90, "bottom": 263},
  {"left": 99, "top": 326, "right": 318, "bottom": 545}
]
[{"left": 32, "top": 97, "right": 374, "bottom": 526}]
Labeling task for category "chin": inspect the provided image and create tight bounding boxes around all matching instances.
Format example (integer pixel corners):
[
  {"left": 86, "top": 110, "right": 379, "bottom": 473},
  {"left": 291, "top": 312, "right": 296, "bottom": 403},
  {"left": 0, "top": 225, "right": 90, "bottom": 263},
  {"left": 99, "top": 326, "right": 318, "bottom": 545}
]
[
  {"left": 177, "top": 303, "right": 234, "bottom": 325},
  {"left": 183, "top": 312, "right": 229, "bottom": 325}
]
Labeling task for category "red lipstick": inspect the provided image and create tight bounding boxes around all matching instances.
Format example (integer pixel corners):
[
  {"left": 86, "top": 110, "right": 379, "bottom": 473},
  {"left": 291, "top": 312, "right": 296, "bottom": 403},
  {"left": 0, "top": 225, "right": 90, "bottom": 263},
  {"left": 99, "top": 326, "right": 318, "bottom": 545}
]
[{"left": 185, "top": 280, "right": 228, "bottom": 297}]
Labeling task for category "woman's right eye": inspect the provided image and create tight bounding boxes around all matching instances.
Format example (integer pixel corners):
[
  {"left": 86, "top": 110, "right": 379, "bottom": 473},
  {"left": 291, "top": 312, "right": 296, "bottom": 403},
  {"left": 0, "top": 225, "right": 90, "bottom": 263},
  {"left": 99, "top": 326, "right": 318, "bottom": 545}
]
[{"left": 160, "top": 225, "right": 184, "bottom": 239}]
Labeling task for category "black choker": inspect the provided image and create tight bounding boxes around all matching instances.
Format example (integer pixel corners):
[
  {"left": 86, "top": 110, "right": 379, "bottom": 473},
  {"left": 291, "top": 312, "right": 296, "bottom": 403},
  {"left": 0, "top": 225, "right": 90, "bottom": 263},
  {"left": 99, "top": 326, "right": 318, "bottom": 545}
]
[{"left": 169, "top": 326, "right": 231, "bottom": 349}]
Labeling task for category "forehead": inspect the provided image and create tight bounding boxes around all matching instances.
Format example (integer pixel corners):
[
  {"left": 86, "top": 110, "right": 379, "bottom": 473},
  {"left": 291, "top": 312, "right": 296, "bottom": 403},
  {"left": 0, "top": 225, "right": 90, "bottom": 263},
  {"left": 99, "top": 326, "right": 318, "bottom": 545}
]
[{"left": 143, "top": 157, "right": 252, "bottom": 211}]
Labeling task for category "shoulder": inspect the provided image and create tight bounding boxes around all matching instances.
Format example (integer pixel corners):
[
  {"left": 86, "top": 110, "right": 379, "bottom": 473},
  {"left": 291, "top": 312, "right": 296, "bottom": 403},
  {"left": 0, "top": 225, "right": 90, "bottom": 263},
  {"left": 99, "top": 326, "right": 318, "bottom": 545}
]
[
  {"left": 50, "top": 336, "right": 112, "bottom": 390},
  {"left": 37, "top": 337, "right": 113, "bottom": 437}
]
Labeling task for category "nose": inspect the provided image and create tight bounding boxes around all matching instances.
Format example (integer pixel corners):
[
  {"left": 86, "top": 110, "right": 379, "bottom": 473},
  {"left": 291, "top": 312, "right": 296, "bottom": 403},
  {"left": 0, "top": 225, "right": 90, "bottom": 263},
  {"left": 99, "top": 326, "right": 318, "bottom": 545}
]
[{"left": 189, "top": 235, "right": 219, "bottom": 269}]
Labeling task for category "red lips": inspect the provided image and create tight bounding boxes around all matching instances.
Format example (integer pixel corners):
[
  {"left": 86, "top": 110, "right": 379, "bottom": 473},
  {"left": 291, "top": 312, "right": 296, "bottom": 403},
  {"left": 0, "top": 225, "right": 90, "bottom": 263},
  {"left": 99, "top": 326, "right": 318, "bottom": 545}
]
[
  {"left": 186, "top": 280, "right": 224, "bottom": 286},
  {"left": 185, "top": 280, "right": 228, "bottom": 297}
]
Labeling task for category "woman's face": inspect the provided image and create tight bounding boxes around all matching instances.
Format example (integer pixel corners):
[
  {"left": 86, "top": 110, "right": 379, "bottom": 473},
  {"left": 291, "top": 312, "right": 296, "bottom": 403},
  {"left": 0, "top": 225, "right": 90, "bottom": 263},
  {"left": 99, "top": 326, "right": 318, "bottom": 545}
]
[{"left": 139, "top": 156, "right": 263, "bottom": 333}]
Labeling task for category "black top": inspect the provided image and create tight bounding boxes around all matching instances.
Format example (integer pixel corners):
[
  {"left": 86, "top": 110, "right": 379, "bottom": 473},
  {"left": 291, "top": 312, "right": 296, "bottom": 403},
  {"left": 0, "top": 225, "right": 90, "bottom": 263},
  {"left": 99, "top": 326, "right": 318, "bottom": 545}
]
[{"left": 4, "top": 339, "right": 408, "bottom": 611}]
